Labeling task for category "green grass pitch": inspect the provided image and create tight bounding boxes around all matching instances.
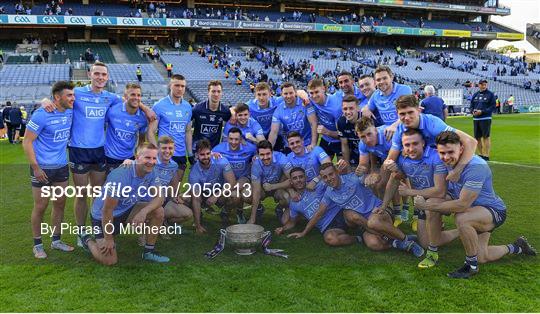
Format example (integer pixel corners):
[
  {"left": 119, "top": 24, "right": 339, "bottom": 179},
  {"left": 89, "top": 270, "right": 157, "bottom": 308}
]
[{"left": 0, "top": 114, "right": 539, "bottom": 312}]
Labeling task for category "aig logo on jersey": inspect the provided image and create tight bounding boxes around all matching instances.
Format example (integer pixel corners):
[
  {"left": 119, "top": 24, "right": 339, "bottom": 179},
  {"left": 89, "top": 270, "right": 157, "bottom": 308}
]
[
  {"left": 201, "top": 124, "right": 218, "bottom": 134},
  {"left": 115, "top": 129, "right": 135, "bottom": 141},
  {"left": 169, "top": 121, "right": 186, "bottom": 133},
  {"left": 86, "top": 106, "right": 106, "bottom": 118},
  {"left": 53, "top": 128, "right": 70, "bottom": 142}
]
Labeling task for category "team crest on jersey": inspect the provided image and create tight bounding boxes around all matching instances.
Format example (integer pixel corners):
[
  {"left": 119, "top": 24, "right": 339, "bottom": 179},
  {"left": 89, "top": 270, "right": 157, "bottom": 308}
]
[
  {"left": 175, "top": 111, "right": 183, "bottom": 118},
  {"left": 209, "top": 115, "right": 216, "bottom": 122}
]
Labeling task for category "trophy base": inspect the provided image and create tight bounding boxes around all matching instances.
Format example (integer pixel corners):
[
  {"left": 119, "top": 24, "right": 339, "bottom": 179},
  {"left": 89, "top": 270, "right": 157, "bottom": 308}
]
[{"left": 235, "top": 248, "right": 256, "bottom": 255}]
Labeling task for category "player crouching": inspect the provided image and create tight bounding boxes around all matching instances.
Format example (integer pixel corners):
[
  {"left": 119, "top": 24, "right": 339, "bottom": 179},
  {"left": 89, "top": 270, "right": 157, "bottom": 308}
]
[
  {"left": 82, "top": 144, "right": 170, "bottom": 265},
  {"left": 415, "top": 131, "right": 536, "bottom": 278}
]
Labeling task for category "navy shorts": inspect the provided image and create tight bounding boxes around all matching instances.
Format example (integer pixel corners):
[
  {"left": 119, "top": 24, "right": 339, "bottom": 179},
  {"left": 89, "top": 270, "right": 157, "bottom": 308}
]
[
  {"left": 69, "top": 146, "right": 107, "bottom": 174},
  {"left": 485, "top": 206, "right": 506, "bottom": 230},
  {"left": 323, "top": 210, "right": 348, "bottom": 233},
  {"left": 319, "top": 138, "right": 342, "bottom": 160},
  {"left": 91, "top": 207, "right": 133, "bottom": 239},
  {"left": 473, "top": 119, "right": 492, "bottom": 138},
  {"left": 30, "top": 165, "right": 69, "bottom": 188},
  {"left": 105, "top": 155, "right": 134, "bottom": 173}
]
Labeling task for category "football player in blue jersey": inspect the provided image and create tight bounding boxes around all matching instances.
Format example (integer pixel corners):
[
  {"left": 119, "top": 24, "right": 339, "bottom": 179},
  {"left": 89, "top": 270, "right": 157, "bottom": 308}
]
[
  {"left": 275, "top": 167, "right": 359, "bottom": 247},
  {"left": 23, "top": 81, "right": 75, "bottom": 259},
  {"left": 362, "top": 65, "right": 411, "bottom": 139},
  {"left": 386, "top": 95, "right": 477, "bottom": 184},
  {"left": 42, "top": 62, "right": 156, "bottom": 247},
  {"left": 307, "top": 78, "right": 343, "bottom": 160},
  {"left": 250, "top": 140, "right": 291, "bottom": 225},
  {"left": 104, "top": 83, "right": 155, "bottom": 172},
  {"left": 189, "top": 139, "right": 237, "bottom": 233},
  {"left": 335, "top": 71, "right": 364, "bottom": 103},
  {"left": 222, "top": 103, "right": 265, "bottom": 145},
  {"left": 82, "top": 144, "right": 171, "bottom": 265},
  {"left": 247, "top": 82, "right": 279, "bottom": 139},
  {"left": 128, "top": 136, "right": 193, "bottom": 237},
  {"left": 414, "top": 131, "right": 536, "bottom": 278},
  {"left": 381, "top": 129, "right": 459, "bottom": 251},
  {"left": 358, "top": 74, "right": 376, "bottom": 110},
  {"left": 287, "top": 163, "right": 424, "bottom": 257},
  {"left": 149, "top": 74, "right": 193, "bottom": 183},
  {"left": 213, "top": 127, "right": 256, "bottom": 224},
  {"left": 268, "top": 82, "right": 318, "bottom": 153},
  {"left": 285, "top": 131, "right": 332, "bottom": 189}
]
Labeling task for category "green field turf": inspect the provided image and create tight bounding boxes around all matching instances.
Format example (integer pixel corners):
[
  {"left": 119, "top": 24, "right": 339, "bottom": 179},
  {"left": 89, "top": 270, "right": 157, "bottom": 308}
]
[{"left": 0, "top": 114, "right": 539, "bottom": 312}]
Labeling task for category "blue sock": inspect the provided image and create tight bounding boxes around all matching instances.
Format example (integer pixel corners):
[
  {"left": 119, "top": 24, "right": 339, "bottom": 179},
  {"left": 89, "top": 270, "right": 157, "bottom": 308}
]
[
  {"left": 144, "top": 244, "right": 155, "bottom": 253},
  {"left": 33, "top": 237, "right": 42, "bottom": 246},
  {"left": 506, "top": 244, "right": 522, "bottom": 254},
  {"left": 392, "top": 205, "right": 400, "bottom": 216},
  {"left": 52, "top": 234, "right": 61, "bottom": 242},
  {"left": 392, "top": 239, "right": 409, "bottom": 250},
  {"left": 465, "top": 255, "right": 478, "bottom": 269}
]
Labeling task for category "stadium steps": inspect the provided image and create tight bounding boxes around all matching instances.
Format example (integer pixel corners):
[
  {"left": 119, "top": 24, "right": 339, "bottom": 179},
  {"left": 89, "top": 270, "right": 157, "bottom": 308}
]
[
  {"left": 110, "top": 45, "right": 130, "bottom": 64},
  {"left": 151, "top": 61, "right": 170, "bottom": 79}
]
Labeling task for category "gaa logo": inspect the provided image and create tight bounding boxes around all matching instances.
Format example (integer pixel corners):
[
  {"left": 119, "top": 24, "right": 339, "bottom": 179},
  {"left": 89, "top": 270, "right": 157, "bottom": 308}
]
[
  {"left": 96, "top": 17, "right": 113, "bottom": 25},
  {"left": 53, "top": 128, "right": 70, "bottom": 142},
  {"left": 146, "top": 18, "right": 162, "bottom": 26},
  {"left": 42, "top": 16, "right": 61, "bottom": 23},
  {"left": 122, "top": 18, "right": 138, "bottom": 25},
  {"left": 171, "top": 19, "right": 186, "bottom": 26},
  {"left": 85, "top": 106, "right": 106, "bottom": 118},
  {"left": 14, "top": 16, "right": 31, "bottom": 23},
  {"left": 69, "top": 17, "right": 86, "bottom": 24}
]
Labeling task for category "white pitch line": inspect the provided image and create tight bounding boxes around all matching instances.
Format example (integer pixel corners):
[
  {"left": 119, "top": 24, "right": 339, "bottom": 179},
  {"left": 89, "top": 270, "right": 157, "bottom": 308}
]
[{"left": 488, "top": 161, "right": 540, "bottom": 169}]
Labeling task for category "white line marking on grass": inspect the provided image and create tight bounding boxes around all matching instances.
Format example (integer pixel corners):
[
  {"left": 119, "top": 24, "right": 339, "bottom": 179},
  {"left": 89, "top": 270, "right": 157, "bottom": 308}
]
[{"left": 488, "top": 161, "right": 540, "bottom": 169}]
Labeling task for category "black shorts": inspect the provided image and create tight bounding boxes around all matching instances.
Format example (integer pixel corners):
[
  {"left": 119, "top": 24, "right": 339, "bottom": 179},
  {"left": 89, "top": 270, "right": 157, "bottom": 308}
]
[
  {"left": 69, "top": 146, "right": 107, "bottom": 174},
  {"left": 273, "top": 135, "right": 286, "bottom": 152},
  {"left": 323, "top": 210, "right": 348, "bottom": 233},
  {"left": 485, "top": 206, "right": 506, "bottom": 230},
  {"left": 30, "top": 165, "right": 69, "bottom": 188},
  {"left": 105, "top": 155, "right": 134, "bottom": 173},
  {"left": 473, "top": 119, "right": 492, "bottom": 138},
  {"left": 319, "top": 138, "right": 342, "bottom": 160},
  {"left": 171, "top": 156, "right": 188, "bottom": 170},
  {"left": 91, "top": 207, "right": 133, "bottom": 239}
]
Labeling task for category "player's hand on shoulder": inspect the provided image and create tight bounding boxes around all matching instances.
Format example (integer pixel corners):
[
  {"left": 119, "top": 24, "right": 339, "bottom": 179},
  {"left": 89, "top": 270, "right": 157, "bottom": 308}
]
[
  {"left": 384, "top": 124, "right": 397, "bottom": 141},
  {"left": 306, "top": 144, "right": 314, "bottom": 152},
  {"left": 122, "top": 159, "right": 134, "bottom": 167},
  {"left": 41, "top": 98, "right": 54, "bottom": 112},
  {"left": 289, "top": 190, "right": 301, "bottom": 202},
  {"left": 211, "top": 152, "right": 222, "bottom": 159}
]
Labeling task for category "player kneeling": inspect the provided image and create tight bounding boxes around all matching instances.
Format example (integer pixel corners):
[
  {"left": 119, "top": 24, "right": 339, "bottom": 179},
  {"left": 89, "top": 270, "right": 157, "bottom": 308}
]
[
  {"left": 415, "top": 131, "right": 536, "bottom": 278},
  {"left": 82, "top": 144, "right": 170, "bottom": 265},
  {"left": 189, "top": 139, "right": 237, "bottom": 233},
  {"left": 275, "top": 167, "right": 358, "bottom": 247},
  {"left": 381, "top": 129, "right": 459, "bottom": 252},
  {"left": 250, "top": 140, "right": 291, "bottom": 224}
]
